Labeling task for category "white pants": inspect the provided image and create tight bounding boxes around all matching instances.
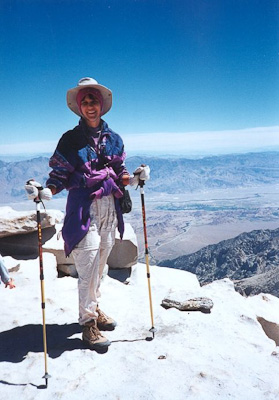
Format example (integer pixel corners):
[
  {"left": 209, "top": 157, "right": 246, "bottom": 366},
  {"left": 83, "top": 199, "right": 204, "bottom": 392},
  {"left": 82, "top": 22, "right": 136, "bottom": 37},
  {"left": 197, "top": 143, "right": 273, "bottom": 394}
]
[{"left": 72, "top": 194, "right": 117, "bottom": 325}]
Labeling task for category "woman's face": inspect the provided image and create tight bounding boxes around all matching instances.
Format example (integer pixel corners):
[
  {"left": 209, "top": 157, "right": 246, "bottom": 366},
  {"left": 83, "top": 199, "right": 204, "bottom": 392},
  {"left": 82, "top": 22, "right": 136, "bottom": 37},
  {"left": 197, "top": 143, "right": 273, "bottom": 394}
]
[{"left": 80, "top": 94, "right": 102, "bottom": 128}]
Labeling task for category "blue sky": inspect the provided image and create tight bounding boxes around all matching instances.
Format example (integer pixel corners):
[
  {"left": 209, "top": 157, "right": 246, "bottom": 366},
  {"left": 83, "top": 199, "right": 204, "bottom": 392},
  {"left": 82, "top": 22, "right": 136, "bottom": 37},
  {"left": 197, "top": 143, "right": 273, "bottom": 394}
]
[{"left": 0, "top": 0, "right": 278, "bottom": 156}]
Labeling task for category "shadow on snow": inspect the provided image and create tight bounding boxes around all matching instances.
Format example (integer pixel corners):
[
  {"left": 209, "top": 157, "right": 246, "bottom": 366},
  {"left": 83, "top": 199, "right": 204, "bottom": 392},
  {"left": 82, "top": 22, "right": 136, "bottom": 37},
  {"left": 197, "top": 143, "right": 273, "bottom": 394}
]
[{"left": 0, "top": 323, "right": 84, "bottom": 363}]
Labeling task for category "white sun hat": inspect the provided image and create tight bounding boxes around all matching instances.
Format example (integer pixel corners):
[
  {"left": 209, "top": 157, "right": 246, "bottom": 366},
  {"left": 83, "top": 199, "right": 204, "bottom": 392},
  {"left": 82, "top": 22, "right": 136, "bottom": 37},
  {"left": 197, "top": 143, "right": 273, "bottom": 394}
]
[{"left": 66, "top": 77, "right": 112, "bottom": 117}]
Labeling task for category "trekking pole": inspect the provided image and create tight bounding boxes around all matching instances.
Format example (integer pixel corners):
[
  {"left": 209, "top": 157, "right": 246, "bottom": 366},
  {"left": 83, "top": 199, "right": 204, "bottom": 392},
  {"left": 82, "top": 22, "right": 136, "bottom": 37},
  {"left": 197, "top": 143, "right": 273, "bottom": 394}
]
[
  {"left": 138, "top": 175, "right": 156, "bottom": 340},
  {"left": 34, "top": 197, "right": 51, "bottom": 387}
]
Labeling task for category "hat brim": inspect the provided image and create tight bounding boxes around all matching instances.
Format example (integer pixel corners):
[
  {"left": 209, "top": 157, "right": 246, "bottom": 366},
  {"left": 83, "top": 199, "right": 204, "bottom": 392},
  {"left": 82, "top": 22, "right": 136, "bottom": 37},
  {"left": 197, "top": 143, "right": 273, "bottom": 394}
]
[{"left": 67, "top": 83, "right": 112, "bottom": 117}]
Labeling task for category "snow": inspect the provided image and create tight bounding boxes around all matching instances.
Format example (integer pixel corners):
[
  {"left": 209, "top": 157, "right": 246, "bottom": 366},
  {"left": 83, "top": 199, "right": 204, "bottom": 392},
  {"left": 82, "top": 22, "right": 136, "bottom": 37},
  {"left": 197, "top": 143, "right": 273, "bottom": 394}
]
[{"left": 1, "top": 253, "right": 279, "bottom": 400}]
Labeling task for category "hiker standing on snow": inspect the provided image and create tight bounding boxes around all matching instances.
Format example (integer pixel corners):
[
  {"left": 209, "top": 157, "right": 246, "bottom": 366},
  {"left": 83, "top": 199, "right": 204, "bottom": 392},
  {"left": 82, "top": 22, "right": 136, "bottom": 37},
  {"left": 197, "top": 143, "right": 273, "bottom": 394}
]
[
  {"left": 0, "top": 254, "right": 16, "bottom": 289},
  {"left": 25, "top": 77, "right": 149, "bottom": 351}
]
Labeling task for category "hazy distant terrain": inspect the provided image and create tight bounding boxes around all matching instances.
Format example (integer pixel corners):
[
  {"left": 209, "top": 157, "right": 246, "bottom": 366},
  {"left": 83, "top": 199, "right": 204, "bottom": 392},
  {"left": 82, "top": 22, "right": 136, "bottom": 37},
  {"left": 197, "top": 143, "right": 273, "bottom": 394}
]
[
  {"left": 1, "top": 151, "right": 279, "bottom": 202},
  {"left": 125, "top": 184, "right": 279, "bottom": 263},
  {"left": 126, "top": 152, "right": 279, "bottom": 193},
  {"left": 0, "top": 151, "right": 279, "bottom": 265}
]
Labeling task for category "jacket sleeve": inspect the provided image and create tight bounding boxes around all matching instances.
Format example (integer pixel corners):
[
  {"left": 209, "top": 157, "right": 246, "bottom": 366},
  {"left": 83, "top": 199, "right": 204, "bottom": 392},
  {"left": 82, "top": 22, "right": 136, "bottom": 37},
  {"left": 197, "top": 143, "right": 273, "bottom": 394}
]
[
  {"left": 46, "top": 133, "right": 84, "bottom": 194},
  {"left": 0, "top": 256, "right": 10, "bottom": 284}
]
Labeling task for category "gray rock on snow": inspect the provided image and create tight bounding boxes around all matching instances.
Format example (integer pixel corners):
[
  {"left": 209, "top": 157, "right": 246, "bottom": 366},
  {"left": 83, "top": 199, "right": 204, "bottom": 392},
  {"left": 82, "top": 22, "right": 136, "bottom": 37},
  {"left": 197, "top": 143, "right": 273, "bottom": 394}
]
[{"left": 161, "top": 296, "right": 214, "bottom": 313}]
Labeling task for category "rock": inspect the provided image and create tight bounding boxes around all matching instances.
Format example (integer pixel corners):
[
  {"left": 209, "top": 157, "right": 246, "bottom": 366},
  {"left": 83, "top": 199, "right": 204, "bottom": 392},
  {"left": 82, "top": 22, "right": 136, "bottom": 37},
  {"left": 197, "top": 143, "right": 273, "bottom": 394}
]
[
  {"left": 0, "top": 207, "right": 64, "bottom": 258},
  {"left": 44, "top": 222, "right": 138, "bottom": 278},
  {"left": 0, "top": 205, "right": 138, "bottom": 279},
  {"left": 43, "top": 223, "right": 76, "bottom": 276},
  {"left": 58, "top": 264, "right": 78, "bottom": 278},
  {"left": 43, "top": 223, "right": 75, "bottom": 265},
  {"left": 0, "top": 207, "right": 64, "bottom": 238},
  {"left": 257, "top": 316, "right": 279, "bottom": 346},
  {"left": 108, "top": 267, "right": 132, "bottom": 283},
  {"left": 271, "top": 347, "right": 279, "bottom": 357},
  {"left": 0, "top": 226, "right": 57, "bottom": 257},
  {"left": 107, "top": 223, "right": 138, "bottom": 269},
  {"left": 161, "top": 296, "right": 214, "bottom": 313},
  {"left": 234, "top": 268, "right": 279, "bottom": 298}
]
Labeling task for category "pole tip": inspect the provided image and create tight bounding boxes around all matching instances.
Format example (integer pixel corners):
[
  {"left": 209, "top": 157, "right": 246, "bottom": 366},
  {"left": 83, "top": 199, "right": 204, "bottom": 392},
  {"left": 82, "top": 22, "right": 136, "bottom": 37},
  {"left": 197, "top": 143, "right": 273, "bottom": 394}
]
[
  {"left": 43, "top": 373, "right": 51, "bottom": 387},
  {"left": 145, "top": 327, "right": 157, "bottom": 341}
]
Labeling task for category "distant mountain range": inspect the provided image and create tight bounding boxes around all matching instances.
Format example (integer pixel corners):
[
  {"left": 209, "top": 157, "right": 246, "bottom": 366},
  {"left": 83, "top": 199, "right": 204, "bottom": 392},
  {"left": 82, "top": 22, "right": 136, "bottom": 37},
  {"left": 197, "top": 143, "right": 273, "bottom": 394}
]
[
  {"left": 0, "top": 151, "right": 279, "bottom": 203},
  {"left": 127, "top": 151, "right": 279, "bottom": 193},
  {"left": 159, "top": 227, "right": 279, "bottom": 297},
  {"left": 0, "top": 157, "right": 53, "bottom": 203}
]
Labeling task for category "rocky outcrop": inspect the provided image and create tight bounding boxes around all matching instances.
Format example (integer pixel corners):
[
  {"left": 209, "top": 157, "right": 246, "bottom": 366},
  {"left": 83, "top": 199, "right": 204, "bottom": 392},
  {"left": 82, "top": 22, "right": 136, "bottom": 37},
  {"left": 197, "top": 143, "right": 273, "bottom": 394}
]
[
  {"left": 0, "top": 207, "right": 64, "bottom": 238},
  {"left": 0, "top": 208, "right": 138, "bottom": 277},
  {"left": 0, "top": 207, "right": 64, "bottom": 258},
  {"left": 159, "top": 227, "right": 279, "bottom": 297},
  {"left": 234, "top": 268, "right": 279, "bottom": 297}
]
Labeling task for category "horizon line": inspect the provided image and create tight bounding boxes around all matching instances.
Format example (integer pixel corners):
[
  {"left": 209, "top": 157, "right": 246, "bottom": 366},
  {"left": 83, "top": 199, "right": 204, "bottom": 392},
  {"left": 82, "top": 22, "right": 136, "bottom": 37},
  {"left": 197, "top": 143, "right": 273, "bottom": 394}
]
[{"left": 0, "top": 125, "right": 278, "bottom": 156}]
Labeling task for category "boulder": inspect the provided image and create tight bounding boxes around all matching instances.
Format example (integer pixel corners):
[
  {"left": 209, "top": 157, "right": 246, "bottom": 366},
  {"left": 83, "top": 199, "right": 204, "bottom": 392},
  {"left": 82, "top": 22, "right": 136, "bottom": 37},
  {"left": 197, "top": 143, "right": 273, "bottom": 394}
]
[
  {"left": 57, "top": 264, "right": 78, "bottom": 278},
  {"left": 43, "top": 223, "right": 74, "bottom": 264},
  {"left": 0, "top": 207, "right": 64, "bottom": 238},
  {"left": 43, "top": 222, "right": 138, "bottom": 278},
  {"left": 0, "top": 205, "right": 138, "bottom": 279},
  {"left": 0, "top": 207, "right": 63, "bottom": 258},
  {"left": 107, "top": 223, "right": 138, "bottom": 269},
  {"left": 257, "top": 316, "right": 279, "bottom": 346},
  {"left": 43, "top": 223, "right": 76, "bottom": 277},
  {"left": 0, "top": 226, "right": 57, "bottom": 258}
]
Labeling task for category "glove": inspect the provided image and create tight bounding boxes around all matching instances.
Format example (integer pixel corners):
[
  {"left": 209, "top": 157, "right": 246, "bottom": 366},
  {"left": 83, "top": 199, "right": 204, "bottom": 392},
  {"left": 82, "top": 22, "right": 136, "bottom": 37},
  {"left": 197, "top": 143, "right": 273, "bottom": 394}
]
[
  {"left": 129, "top": 165, "right": 150, "bottom": 186},
  {"left": 25, "top": 180, "right": 41, "bottom": 200},
  {"left": 25, "top": 180, "right": 52, "bottom": 201},
  {"left": 39, "top": 188, "right": 52, "bottom": 201}
]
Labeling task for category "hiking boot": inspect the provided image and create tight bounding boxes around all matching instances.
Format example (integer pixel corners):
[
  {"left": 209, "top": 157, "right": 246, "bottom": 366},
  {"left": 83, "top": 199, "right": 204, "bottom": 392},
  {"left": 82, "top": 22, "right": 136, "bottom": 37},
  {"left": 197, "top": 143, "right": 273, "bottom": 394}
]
[
  {"left": 97, "top": 307, "right": 117, "bottom": 331},
  {"left": 82, "top": 320, "right": 111, "bottom": 351}
]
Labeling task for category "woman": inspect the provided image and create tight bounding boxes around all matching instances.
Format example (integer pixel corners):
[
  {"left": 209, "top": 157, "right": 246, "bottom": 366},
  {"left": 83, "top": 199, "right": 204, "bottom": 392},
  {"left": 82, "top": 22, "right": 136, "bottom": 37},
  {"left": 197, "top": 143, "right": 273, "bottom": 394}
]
[{"left": 25, "top": 77, "right": 149, "bottom": 351}]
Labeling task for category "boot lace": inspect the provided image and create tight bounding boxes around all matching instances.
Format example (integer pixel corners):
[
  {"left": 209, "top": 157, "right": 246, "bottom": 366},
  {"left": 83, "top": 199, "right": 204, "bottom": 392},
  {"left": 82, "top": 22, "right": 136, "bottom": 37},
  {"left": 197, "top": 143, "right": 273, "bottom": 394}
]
[{"left": 97, "top": 309, "right": 110, "bottom": 324}]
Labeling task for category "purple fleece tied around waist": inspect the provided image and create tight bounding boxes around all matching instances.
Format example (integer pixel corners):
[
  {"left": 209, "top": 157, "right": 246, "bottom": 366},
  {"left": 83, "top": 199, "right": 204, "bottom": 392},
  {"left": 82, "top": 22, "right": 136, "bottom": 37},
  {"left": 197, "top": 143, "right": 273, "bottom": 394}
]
[
  {"left": 62, "top": 186, "right": 125, "bottom": 257},
  {"left": 62, "top": 188, "right": 93, "bottom": 256},
  {"left": 90, "top": 178, "right": 123, "bottom": 200}
]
